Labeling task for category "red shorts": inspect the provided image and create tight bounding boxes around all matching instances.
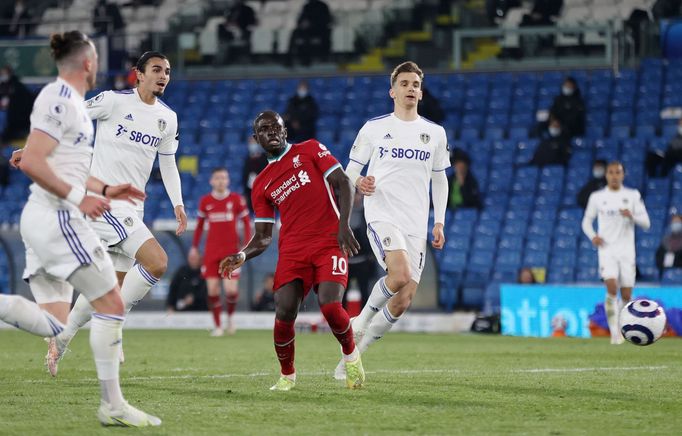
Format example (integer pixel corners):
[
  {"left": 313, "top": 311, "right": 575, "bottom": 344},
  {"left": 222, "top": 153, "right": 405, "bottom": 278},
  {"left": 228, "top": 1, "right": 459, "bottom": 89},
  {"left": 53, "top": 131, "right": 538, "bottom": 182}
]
[
  {"left": 201, "top": 254, "right": 241, "bottom": 280},
  {"left": 274, "top": 239, "right": 348, "bottom": 296}
]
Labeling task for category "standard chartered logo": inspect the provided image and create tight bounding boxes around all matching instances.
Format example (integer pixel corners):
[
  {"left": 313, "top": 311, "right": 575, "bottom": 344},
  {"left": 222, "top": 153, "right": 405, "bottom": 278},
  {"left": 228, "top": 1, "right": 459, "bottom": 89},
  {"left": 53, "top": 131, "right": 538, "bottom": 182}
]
[{"left": 298, "top": 170, "right": 310, "bottom": 185}]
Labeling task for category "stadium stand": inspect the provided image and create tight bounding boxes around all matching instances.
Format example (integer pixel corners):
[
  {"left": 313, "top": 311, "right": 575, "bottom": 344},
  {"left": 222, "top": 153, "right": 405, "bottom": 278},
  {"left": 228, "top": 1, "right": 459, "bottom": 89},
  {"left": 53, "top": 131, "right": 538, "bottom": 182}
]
[{"left": 2, "top": 57, "right": 682, "bottom": 310}]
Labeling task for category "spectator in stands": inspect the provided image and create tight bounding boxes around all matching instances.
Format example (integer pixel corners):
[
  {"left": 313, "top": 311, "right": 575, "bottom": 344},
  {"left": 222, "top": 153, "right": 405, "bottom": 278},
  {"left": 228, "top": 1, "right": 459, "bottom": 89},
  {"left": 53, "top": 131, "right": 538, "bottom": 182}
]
[
  {"left": 550, "top": 77, "right": 585, "bottom": 138},
  {"left": 287, "top": 0, "right": 332, "bottom": 66},
  {"left": 577, "top": 159, "right": 607, "bottom": 209},
  {"left": 447, "top": 149, "right": 481, "bottom": 210},
  {"left": 485, "top": 0, "right": 521, "bottom": 25},
  {"left": 529, "top": 115, "right": 571, "bottom": 167},
  {"left": 219, "top": 0, "right": 257, "bottom": 58},
  {"left": 283, "top": 80, "right": 319, "bottom": 143},
  {"left": 521, "top": 0, "right": 563, "bottom": 26},
  {"left": 112, "top": 73, "right": 128, "bottom": 91},
  {"left": 650, "top": 118, "right": 682, "bottom": 177},
  {"left": 166, "top": 249, "right": 208, "bottom": 312},
  {"left": 518, "top": 267, "right": 537, "bottom": 284},
  {"left": 251, "top": 273, "right": 276, "bottom": 311},
  {"left": 418, "top": 87, "right": 445, "bottom": 125},
  {"left": 242, "top": 136, "right": 269, "bottom": 211},
  {"left": 656, "top": 214, "right": 682, "bottom": 274},
  {"left": 0, "top": 66, "right": 34, "bottom": 148},
  {"left": 93, "top": 0, "right": 125, "bottom": 35},
  {"left": 346, "top": 192, "right": 375, "bottom": 306},
  {"left": 0, "top": 1, "right": 32, "bottom": 37}
]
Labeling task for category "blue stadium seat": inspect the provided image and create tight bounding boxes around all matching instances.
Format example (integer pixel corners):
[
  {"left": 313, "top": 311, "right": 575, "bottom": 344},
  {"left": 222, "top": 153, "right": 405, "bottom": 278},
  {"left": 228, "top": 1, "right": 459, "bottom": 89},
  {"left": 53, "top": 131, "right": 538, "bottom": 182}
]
[
  {"left": 461, "top": 287, "right": 485, "bottom": 309},
  {"left": 662, "top": 268, "right": 682, "bottom": 285}
]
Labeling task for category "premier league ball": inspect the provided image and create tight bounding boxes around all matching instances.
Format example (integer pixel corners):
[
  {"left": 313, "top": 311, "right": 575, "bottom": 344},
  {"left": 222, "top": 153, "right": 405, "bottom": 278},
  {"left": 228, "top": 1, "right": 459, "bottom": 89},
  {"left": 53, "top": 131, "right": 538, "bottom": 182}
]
[{"left": 619, "top": 299, "right": 667, "bottom": 346}]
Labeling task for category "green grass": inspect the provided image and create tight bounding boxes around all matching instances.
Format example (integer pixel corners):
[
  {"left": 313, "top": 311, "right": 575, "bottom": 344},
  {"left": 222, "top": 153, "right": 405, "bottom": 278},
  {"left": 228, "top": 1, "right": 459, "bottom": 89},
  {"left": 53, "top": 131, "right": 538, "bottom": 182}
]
[{"left": 0, "top": 330, "right": 681, "bottom": 435}]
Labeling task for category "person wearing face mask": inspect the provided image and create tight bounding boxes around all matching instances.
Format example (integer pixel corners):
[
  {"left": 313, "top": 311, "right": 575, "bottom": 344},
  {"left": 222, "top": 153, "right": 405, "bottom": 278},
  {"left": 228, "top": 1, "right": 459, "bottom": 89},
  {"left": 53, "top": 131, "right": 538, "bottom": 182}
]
[
  {"left": 241, "top": 136, "right": 268, "bottom": 212},
  {"left": 283, "top": 80, "right": 319, "bottom": 143},
  {"left": 528, "top": 115, "right": 571, "bottom": 167},
  {"left": 656, "top": 215, "right": 682, "bottom": 275},
  {"left": 577, "top": 159, "right": 607, "bottom": 209},
  {"left": 549, "top": 76, "right": 585, "bottom": 138}
]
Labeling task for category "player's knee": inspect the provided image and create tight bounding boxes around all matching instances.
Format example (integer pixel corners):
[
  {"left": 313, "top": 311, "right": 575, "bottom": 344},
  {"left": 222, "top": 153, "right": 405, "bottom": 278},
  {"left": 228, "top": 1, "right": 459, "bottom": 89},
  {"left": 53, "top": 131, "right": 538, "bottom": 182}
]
[
  {"left": 388, "top": 267, "right": 411, "bottom": 289},
  {"left": 275, "top": 306, "right": 297, "bottom": 322},
  {"left": 144, "top": 251, "right": 168, "bottom": 278}
]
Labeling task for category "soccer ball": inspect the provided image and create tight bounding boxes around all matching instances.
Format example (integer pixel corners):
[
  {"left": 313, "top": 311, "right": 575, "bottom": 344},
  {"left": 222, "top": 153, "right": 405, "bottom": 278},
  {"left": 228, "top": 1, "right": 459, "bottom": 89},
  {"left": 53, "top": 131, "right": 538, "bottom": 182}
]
[{"left": 619, "top": 299, "right": 667, "bottom": 346}]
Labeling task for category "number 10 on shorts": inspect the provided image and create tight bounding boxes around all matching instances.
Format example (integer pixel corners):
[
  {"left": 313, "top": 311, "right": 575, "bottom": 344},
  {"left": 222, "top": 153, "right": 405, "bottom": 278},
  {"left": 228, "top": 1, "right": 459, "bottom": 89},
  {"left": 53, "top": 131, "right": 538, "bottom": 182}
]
[{"left": 331, "top": 255, "right": 347, "bottom": 275}]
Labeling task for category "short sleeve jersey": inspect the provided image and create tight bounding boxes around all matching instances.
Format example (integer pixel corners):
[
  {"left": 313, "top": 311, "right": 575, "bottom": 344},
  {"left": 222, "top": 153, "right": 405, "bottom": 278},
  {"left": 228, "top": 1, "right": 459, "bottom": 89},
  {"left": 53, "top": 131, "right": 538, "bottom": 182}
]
[
  {"left": 349, "top": 113, "right": 450, "bottom": 239},
  {"left": 251, "top": 140, "right": 342, "bottom": 251},
  {"left": 85, "top": 88, "right": 178, "bottom": 211},
  {"left": 197, "top": 192, "right": 249, "bottom": 255},
  {"left": 28, "top": 78, "right": 94, "bottom": 208}
]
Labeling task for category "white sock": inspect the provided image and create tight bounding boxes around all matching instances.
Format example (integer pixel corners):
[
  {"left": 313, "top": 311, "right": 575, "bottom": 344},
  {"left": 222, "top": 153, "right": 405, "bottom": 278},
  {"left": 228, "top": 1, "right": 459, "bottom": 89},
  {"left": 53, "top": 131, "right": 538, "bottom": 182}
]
[
  {"left": 121, "top": 264, "right": 158, "bottom": 314},
  {"left": 358, "top": 305, "right": 400, "bottom": 353},
  {"left": 58, "top": 294, "right": 94, "bottom": 347},
  {"left": 605, "top": 294, "right": 618, "bottom": 340},
  {"left": 354, "top": 277, "right": 395, "bottom": 331},
  {"left": 90, "top": 313, "right": 125, "bottom": 410},
  {"left": 0, "top": 295, "right": 64, "bottom": 337},
  {"left": 343, "top": 346, "right": 360, "bottom": 362}
]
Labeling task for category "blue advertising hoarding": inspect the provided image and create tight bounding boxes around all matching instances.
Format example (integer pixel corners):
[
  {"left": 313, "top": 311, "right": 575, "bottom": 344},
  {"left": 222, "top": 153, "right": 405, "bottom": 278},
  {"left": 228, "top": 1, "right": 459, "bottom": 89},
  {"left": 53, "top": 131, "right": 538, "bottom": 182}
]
[{"left": 500, "top": 284, "right": 682, "bottom": 337}]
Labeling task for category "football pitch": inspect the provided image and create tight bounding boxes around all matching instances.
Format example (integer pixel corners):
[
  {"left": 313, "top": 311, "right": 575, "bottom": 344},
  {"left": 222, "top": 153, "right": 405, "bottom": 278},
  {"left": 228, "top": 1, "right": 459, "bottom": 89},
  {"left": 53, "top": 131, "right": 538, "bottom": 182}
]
[{"left": 0, "top": 330, "right": 680, "bottom": 435}]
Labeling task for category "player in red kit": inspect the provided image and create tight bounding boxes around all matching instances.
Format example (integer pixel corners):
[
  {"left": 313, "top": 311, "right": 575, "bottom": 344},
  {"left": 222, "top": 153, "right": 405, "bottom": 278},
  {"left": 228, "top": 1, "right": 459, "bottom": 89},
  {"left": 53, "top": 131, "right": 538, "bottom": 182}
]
[
  {"left": 190, "top": 167, "right": 251, "bottom": 336},
  {"left": 219, "top": 111, "right": 365, "bottom": 391}
]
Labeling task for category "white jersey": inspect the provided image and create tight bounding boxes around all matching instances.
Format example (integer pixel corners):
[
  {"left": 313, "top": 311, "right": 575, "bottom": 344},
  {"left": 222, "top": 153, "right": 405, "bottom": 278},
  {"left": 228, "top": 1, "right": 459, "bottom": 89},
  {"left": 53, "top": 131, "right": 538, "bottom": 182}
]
[
  {"left": 581, "top": 186, "right": 651, "bottom": 255},
  {"left": 349, "top": 113, "right": 450, "bottom": 239},
  {"left": 27, "top": 78, "right": 94, "bottom": 209},
  {"left": 85, "top": 88, "right": 178, "bottom": 212}
]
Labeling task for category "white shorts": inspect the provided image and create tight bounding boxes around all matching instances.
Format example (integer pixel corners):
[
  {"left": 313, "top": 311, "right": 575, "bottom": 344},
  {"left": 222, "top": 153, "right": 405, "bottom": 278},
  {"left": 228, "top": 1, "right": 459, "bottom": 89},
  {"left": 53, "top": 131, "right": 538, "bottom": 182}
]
[
  {"left": 89, "top": 207, "right": 153, "bottom": 272},
  {"left": 598, "top": 249, "right": 636, "bottom": 288},
  {"left": 20, "top": 201, "right": 117, "bottom": 303},
  {"left": 366, "top": 221, "right": 427, "bottom": 284}
]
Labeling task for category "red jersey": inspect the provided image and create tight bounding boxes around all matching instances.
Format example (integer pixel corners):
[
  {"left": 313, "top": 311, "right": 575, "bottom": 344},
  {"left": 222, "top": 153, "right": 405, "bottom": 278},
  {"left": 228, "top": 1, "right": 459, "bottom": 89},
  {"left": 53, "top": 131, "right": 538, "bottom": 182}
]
[
  {"left": 192, "top": 191, "right": 252, "bottom": 258},
  {"left": 251, "top": 140, "right": 342, "bottom": 252}
]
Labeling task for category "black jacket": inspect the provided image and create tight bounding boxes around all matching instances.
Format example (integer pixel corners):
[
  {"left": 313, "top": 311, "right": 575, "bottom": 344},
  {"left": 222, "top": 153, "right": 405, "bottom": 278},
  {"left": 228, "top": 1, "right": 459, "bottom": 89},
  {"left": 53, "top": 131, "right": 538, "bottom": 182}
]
[
  {"left": 284, "top": 94, "right": 319, "bottom": 142},
  {"left": 447, "top": 172, "right": 482, "bottom": 210},
  {"left": 0, "top": 74, "right": 34, "bottom": 142},
  {"left": 530, "top": 134, "right": 571, "bottom": 167},
  {"left": 550, "top": 91, "right": 586, "bottom": 138},
  {"left": 577, "top": 177, "right": 606, "bottom": 209},
  {"left": 166, "top": 265, "right": 208, "bottom": 311},
  {"left": 656, "top": 242, "right": 682, "bottom": 272}
]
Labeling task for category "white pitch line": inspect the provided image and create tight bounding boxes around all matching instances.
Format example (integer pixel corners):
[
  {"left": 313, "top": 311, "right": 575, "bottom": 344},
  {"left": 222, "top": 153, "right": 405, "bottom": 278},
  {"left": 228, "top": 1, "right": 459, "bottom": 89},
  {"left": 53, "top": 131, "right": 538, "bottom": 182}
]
[{"left": 11, "top": 366, "right": 670, "bottom": 384}]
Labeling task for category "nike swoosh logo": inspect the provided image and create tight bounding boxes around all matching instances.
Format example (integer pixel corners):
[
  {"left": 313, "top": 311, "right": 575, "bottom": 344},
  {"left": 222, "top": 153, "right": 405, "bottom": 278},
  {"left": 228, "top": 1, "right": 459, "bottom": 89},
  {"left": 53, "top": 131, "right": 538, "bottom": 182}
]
[{"left": 264, "top": 179, "right": 273, "bottom": 191}]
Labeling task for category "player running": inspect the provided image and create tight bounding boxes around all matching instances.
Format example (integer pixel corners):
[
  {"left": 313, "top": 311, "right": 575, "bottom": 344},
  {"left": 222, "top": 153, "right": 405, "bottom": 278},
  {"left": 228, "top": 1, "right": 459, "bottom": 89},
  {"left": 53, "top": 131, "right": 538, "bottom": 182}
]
[
  {"left": 14, "top": 51, "right": 186, "bottom": 375},
  {"left": 582, "top": 161, "right": 650, "bottom": 344},
  {"left": 190, "top": 167, "right": 251, "bottom": 336},
  {"left": 335, "top": 61, "right": 449, "bottom": 379},
  {"left": 0, "top": 31, "right": 160, "bottom": 426},
  {"left": 218, "top": 110, "right": 365, "bottom": 390}
]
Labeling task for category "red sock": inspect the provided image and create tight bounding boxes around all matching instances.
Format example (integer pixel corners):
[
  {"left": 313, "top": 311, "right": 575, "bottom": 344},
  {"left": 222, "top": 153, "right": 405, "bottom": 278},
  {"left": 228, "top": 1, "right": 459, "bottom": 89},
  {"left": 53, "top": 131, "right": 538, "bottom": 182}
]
[
  {"left": 320, "top": 302, "right": 355, "bottom": 355},
  {"left": 226, "top": 292, "right": 238, "bottom": 316},
  {"left": 273, "top": 318, "right": 296, "bottom": 376},
  {"left": 208, "top": 295, "right": 222, "bottom": 328}
]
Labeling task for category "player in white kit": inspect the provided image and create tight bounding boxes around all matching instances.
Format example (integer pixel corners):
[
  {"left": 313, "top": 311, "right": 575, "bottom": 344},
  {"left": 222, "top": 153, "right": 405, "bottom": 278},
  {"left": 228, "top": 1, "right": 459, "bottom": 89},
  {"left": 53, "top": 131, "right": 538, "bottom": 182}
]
[
  {"left": 582, "top": 161, "right": 650, "bottom": 344},
  {"left": 334, "top": 61, "right": 449, "bottom": 378},
  {"left": 45, "top": 51, "right": 186, "bottom": 374},
  {"left": 0, "top": 31, "right": 160, "bottom": 426}
]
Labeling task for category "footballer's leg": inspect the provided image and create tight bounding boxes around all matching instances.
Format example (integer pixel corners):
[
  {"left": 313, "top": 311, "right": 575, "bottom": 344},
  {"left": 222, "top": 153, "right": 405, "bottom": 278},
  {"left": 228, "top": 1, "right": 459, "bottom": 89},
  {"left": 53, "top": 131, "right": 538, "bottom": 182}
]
[
  {"left": 206, "top": 278, "right": 224, "bottom": 336},
  {"left": 223, "top": 276, "right": 239, "bottom": 335},
  {"left": 604, "top": 278, "right": 621, "bottom": 344},
  {"left": 318, "top": 281, "right": 364, "bottom": 388},
  {"left": 270, "top": 281, "right": 304, "bottom": 391}
]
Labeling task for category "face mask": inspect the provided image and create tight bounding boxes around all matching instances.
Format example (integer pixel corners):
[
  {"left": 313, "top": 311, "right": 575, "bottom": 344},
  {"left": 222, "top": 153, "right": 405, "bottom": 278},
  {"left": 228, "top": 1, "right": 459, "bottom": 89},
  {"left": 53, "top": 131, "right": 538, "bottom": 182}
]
[
  {"left": 672, "top": 222, "right": 682, "bottom": 233},
  {"left": 114, "top": 80, "right": 125, "bottom": 90},
  {"left": 593, "top": 168, "right": 605, "bottom": 179},
  {"left": 297, "top": 88, "right": 308, "bottom": 98},
  {"left": 549, "top": 127, "right": 561, "bottom": 137},
  {"left": 248, "top": 142, "right": 261, "bottom": 155},
  {"left": 562, "top": 86, "right": 574, "bottom": 96}
]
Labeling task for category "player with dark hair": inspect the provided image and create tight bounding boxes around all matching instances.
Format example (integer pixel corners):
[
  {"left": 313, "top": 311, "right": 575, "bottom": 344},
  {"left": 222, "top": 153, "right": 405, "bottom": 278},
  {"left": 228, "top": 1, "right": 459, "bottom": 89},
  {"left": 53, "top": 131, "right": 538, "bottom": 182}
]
[
  {"left": 219, "top": 110, "right": 365, "bottom": 390},
  {"left": 190, "top": 167, "right": 251, "bottom": 336},
  {"left": 0, "top": 30, "right": 160, "bottom": 426}
]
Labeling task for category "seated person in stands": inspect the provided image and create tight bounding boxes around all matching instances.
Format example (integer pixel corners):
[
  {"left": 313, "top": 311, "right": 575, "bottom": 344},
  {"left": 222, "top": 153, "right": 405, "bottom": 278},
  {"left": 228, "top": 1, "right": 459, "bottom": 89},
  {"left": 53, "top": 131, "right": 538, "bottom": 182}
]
[
  {"left": 647, "top": 118, "right": 682, "bottom": 177},
  {"left": 251, "top": 273, "right": 276, "bottom": 311},
  {"left": 166, "top": 250, "right": 208, "bottom": 312},
  {"left": 447, "top": 149, "right": 481, "bottom": 210},
  {"left": 656, "top": 214, "right": 682, "bottom": 274},
  {"left": 550, "top": 77, "right": 585, "bottom": 138},
  {"left": 518, "top": 267, "right": 537, "bottom": 284},
  {"left": 577, "top": 159, "right": 607, "bottom": 209},
  {"left": 529, "top": 115, "right": 571, "bottom": 167},
  {"left": 219, "top": 0, "right": 257, "bottom": 55},
  {"left": 521, "top": 0, "right": 563, "bottom": 26}
]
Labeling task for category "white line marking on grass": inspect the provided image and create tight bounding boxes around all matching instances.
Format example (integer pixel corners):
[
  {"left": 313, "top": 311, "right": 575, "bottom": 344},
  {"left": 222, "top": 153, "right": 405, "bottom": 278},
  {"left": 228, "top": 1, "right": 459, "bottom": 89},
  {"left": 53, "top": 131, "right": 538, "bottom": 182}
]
[
  {"left": 16, "top": 366, "right": 669, "bottom": 384},
  {"left": 513, "top": 366, "right": 669, "bottom": 374}
]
